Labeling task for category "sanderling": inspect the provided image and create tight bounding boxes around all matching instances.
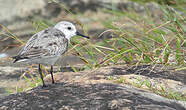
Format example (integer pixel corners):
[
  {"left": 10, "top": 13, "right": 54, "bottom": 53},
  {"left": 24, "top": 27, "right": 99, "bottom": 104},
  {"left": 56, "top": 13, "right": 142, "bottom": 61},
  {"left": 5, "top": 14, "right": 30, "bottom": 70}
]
[{"left": 13, "top": 21, "right": 89, "bottom": 87}]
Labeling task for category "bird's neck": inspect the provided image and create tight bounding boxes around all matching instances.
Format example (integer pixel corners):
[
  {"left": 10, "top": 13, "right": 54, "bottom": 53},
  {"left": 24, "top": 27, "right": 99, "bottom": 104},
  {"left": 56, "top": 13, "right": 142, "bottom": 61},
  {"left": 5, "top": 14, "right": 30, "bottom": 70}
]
[{"left": 53, "top": 27, "right": 72, "bottom": 41}]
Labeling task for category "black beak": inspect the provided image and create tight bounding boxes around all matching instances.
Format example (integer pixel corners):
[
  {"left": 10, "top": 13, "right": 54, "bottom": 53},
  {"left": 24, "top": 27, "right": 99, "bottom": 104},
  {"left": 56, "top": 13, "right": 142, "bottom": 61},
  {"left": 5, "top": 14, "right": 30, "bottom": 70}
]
[{"left": 76, "top": 31, "right": 89, "bottom": 39}]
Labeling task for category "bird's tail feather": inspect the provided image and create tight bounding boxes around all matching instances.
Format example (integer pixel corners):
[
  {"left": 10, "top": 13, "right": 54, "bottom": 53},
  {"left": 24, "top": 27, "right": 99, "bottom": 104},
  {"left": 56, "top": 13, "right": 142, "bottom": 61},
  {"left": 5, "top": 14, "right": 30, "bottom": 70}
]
[{"left": 12, "top": 56, "right": 28, "bottom": 63}]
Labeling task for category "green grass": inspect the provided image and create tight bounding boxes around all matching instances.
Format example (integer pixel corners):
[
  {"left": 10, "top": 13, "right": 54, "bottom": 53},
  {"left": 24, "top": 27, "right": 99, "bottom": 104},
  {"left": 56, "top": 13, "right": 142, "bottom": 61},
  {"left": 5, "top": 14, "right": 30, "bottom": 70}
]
[
  {"left": 108, "top": 75, "right": 186, "bottom": 101},
  {"left": 3, "top": 0, "right": 185, "bottom": 69},
  {"left": 116, "top": 77, "right": 126, "bottom": 83}
]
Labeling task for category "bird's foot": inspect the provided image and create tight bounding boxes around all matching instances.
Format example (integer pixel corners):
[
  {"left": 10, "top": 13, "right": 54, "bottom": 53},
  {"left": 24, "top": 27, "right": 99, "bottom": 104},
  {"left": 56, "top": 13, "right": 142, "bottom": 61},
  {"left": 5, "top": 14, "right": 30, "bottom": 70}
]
[
  {"left": 42, "top": 84, "right": 47, "bottom": 88},
  {"left": 52, "top": 81, "right": 55, "bottom": 84}
]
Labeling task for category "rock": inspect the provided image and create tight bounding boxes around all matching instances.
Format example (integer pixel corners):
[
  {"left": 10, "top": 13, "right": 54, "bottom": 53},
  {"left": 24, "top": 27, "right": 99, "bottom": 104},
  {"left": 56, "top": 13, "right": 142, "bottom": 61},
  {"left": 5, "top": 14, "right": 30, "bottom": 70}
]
[
  {"left": 0, "top": 0, "right": 45, "bottom": 22},
  {"left": 0, "top": 65, "right": 28, "bottom": 98},
  {"left": 0, "top": 65, "right": 186, "bottom": 110},
  {"left": 1, "top": 84, "right": 186, "bottom": 110}
]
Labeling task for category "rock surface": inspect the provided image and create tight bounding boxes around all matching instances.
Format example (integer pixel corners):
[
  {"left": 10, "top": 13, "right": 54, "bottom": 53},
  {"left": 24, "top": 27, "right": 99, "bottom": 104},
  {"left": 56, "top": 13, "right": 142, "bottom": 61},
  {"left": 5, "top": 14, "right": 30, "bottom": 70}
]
[
  {"left": 0, "top": 65, "right": 28, "bottom": 98},
  {"left": 0, "top": 65, "right": 186, "bottom": 110}
]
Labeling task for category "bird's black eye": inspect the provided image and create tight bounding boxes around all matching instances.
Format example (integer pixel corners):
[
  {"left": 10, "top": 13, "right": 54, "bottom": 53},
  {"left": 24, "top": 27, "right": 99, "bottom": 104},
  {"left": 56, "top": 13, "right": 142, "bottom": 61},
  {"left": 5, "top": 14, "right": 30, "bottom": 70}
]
[{"left": 67, "top": 27, "right": 72, "bottom": 30}]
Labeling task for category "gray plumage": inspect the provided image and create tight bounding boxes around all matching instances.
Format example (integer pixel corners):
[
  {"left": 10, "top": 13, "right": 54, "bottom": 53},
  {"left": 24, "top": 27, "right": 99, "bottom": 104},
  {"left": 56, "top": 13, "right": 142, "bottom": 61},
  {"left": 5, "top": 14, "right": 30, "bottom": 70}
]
[{"left": 14, "top": 28, "right": 68, "bottom": 65}]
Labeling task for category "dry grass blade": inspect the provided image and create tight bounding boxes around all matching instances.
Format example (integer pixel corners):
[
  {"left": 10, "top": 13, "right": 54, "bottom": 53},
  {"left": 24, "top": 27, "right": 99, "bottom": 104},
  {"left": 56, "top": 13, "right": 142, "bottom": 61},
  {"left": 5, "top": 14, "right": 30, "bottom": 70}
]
[
  {"left": 145, "top": 21, "right": 171, "bottom": 34},
  {"left": 99, "top": 48, "right": 133, "bottom": 65},
  {"left": 0, "top": 24, "right": 25, "bottom": 44}
]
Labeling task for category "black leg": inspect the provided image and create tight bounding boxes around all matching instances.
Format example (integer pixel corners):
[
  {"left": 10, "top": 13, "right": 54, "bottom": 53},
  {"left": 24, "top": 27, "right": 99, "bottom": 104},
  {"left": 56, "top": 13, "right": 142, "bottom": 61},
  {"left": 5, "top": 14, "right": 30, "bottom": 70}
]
[
  {"left": 50, "top": 66, "right": 55, "bottom": 84},
  {"left": 38, "top": 64, "right": 46, "bottom": 87}
]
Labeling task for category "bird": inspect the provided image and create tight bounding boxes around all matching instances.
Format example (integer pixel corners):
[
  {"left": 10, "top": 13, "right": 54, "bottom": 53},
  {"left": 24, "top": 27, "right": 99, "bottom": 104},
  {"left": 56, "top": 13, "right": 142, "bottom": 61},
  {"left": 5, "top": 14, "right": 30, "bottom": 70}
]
[{"left": 12, "top": 21, "right": 89, "bottom": 87}]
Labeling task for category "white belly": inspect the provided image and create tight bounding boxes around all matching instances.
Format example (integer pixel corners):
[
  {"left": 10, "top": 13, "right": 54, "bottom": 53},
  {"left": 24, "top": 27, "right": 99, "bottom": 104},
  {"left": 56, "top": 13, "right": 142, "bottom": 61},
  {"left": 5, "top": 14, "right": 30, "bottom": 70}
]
[{"left": 20, "top": 56, "right": 60, "bottom": 66}]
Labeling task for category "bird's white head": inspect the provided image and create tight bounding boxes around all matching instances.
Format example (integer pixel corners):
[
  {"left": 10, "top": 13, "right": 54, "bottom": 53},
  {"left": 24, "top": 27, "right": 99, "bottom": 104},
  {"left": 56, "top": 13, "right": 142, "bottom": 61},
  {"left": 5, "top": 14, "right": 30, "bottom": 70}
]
[{"left": 54, "top": 21, "right": 89, "bottom": 40}]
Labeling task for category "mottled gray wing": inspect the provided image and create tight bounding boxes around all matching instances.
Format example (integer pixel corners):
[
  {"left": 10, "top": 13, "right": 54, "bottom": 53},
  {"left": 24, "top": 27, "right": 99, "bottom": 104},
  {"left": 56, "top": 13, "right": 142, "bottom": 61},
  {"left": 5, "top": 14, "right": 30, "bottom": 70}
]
[{"left": 18, "top": 28, "right": 68, "bottom": 59}]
